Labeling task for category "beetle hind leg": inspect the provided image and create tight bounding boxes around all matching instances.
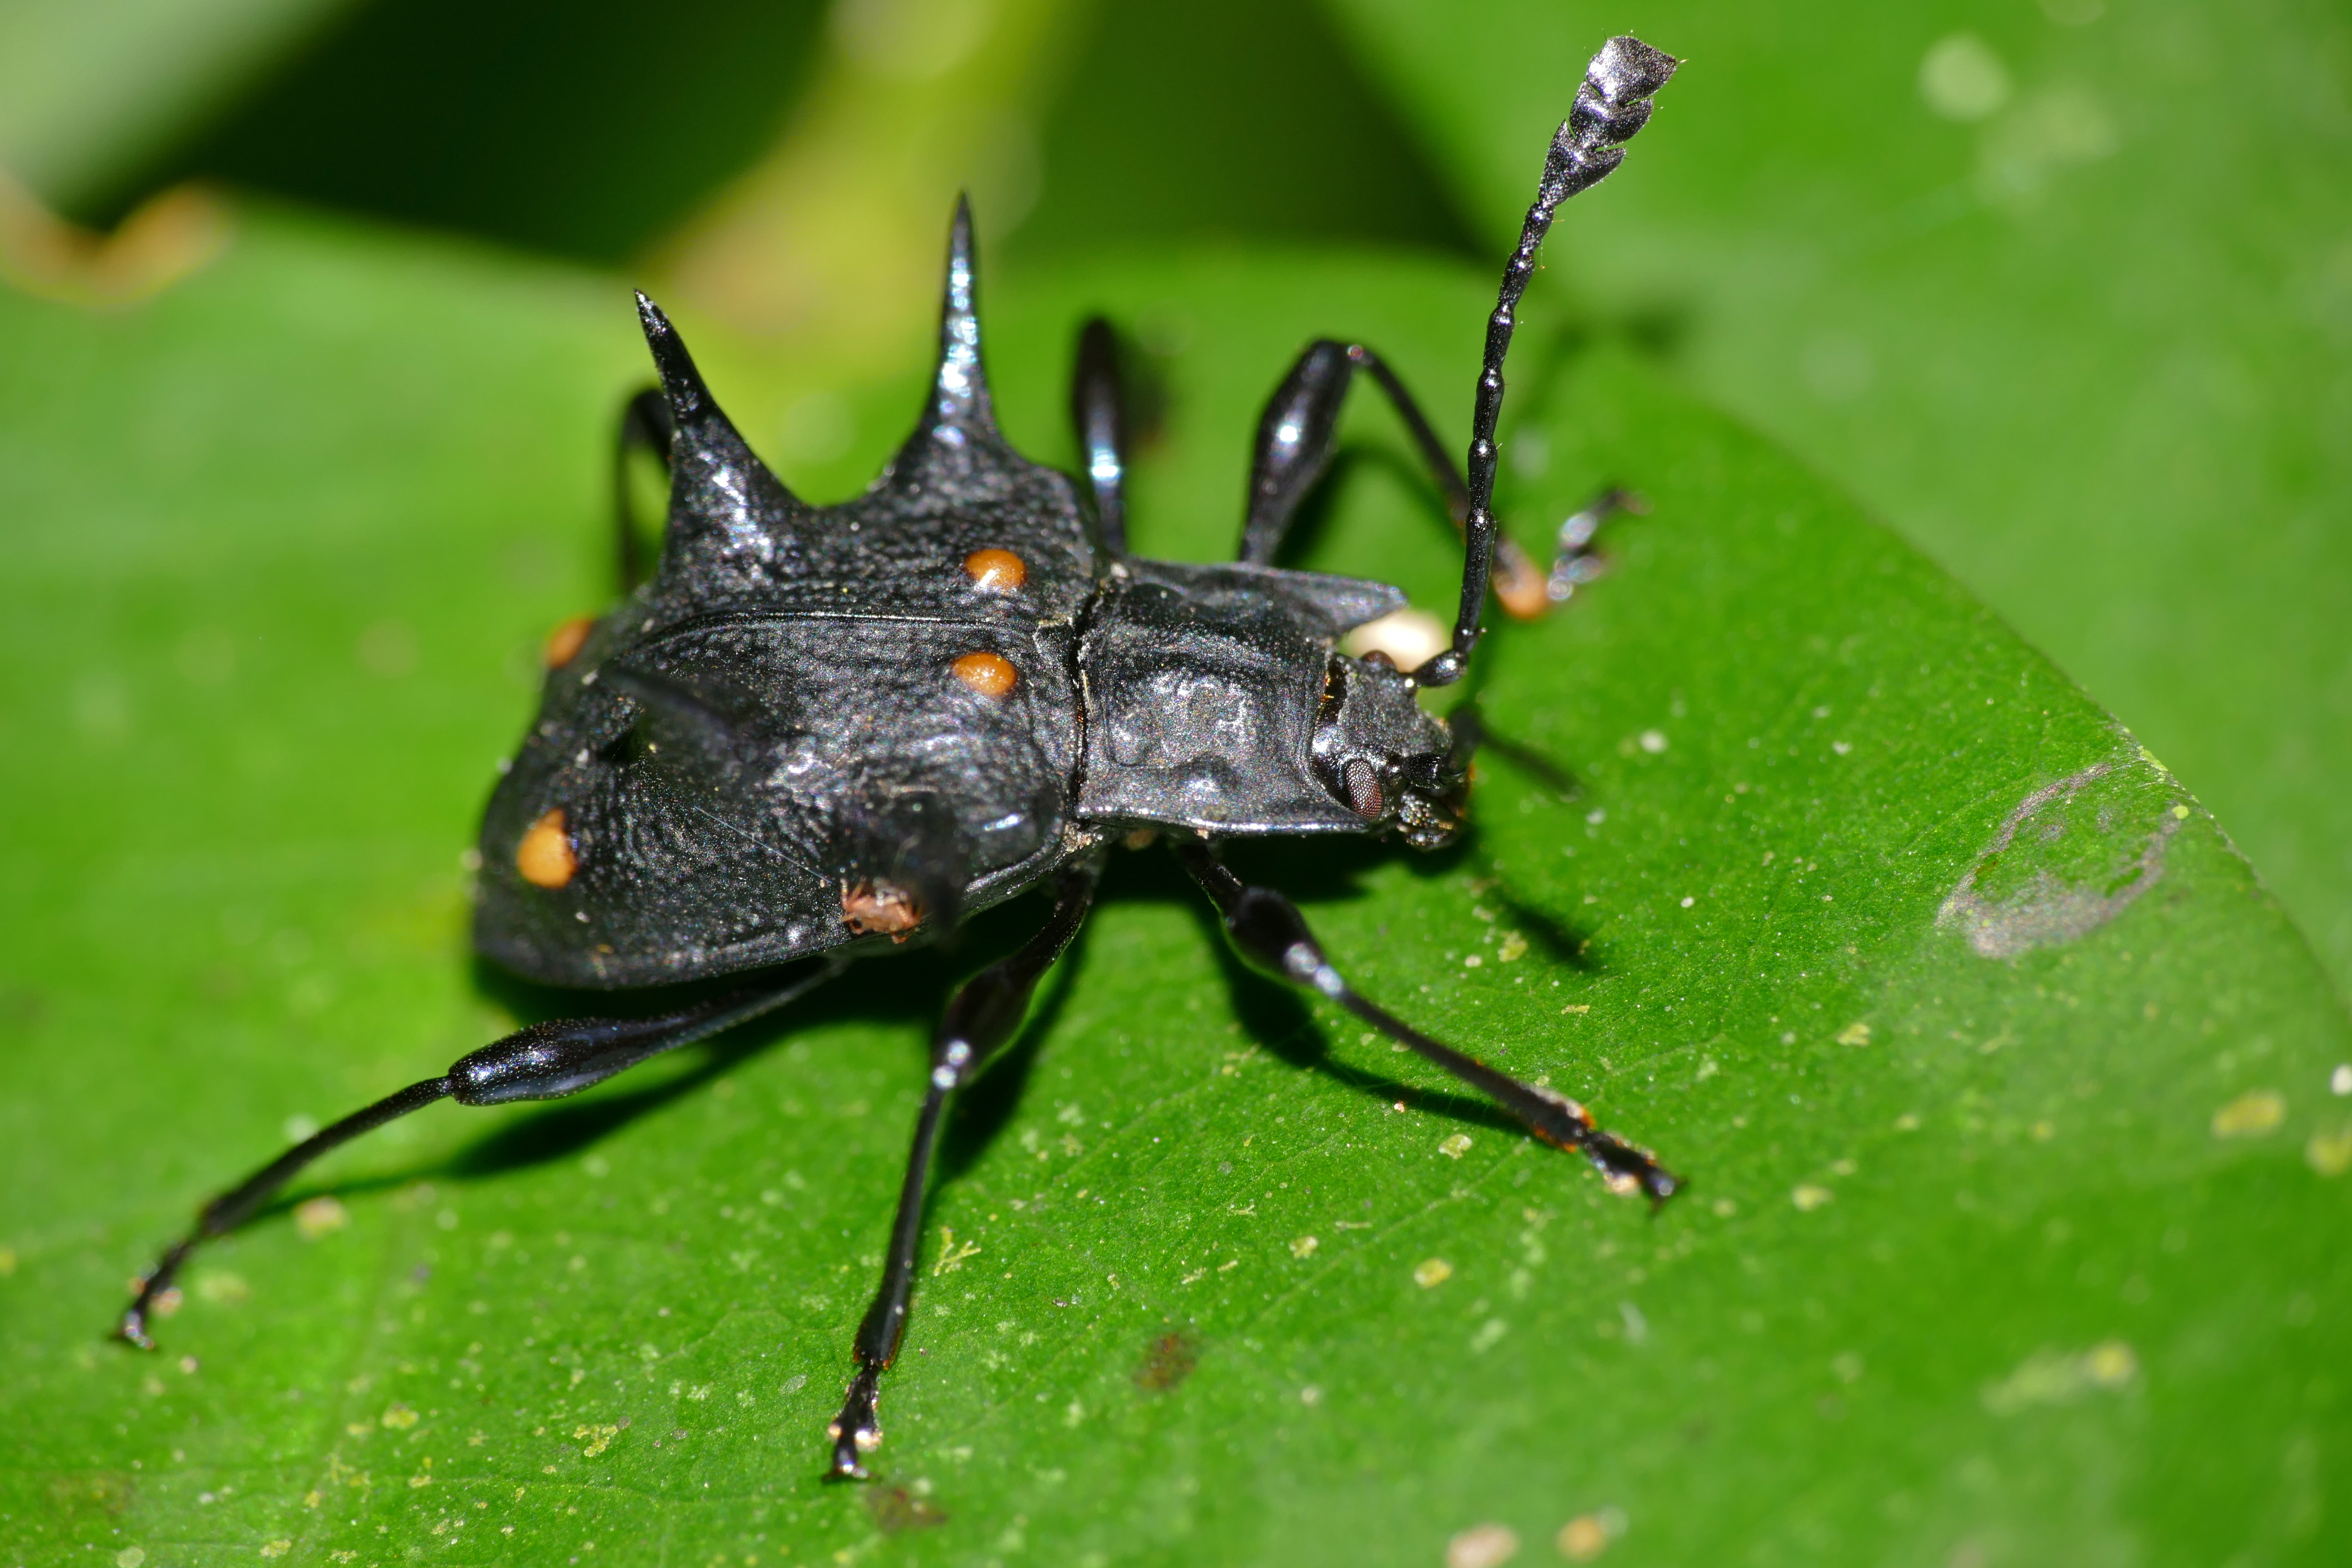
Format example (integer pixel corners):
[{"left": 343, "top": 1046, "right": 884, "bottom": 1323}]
[
  {"left": 613, "top": 385, "right": 674, "bottom": 592},
  {"left": 118, "top": 962, "right": 842, "bottom": 1350}
]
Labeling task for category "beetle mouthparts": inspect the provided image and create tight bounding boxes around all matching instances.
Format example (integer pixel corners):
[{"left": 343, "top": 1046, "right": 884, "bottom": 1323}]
[{"left": 842, "top": 879, "right": 923, "bottom": 940}]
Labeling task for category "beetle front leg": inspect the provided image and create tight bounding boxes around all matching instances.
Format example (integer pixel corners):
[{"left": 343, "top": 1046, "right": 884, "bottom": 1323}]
[
  {"left": 828, "top": 861, "right": 1100, "bottom": 1479},
  {"left": 1236, "top": 339, "right": 1550, "bottom": 618},
  {"left": 1175, "top": 838, "right": 1676, "bottom": 1202}
]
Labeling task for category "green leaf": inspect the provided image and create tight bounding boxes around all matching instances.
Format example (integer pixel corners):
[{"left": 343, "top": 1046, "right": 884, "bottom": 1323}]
[
  {"left": 3, "top": 211, "right": 2346, "bottom": 1566},
  {"left": 1327, "top": 0, "right": 2352, "bottom": 1000}
]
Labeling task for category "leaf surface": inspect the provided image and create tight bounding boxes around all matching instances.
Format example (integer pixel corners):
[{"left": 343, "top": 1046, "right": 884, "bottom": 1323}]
[
  {"left": 1329, "top": 0, "right": 2352, "bottom": 997},
  {"left": 0, "top": 214, "right": 2346, "bottom": 1567}
]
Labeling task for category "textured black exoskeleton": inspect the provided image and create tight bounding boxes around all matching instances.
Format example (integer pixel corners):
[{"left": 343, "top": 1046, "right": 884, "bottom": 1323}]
[{"left": 124, "top": 37, "right": 1680, "bottom": 1480}]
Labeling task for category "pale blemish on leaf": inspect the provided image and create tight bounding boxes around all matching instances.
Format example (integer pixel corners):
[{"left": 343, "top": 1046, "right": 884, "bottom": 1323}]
[
  {"left": 2212, "top": 1091, "right": 2286, "bottom": 1138},
  {"left": 192, "top": 1271, "right": 247, "bottom": 1305},
  {"left": 1446, "top": 1521, "right": 1519, "bottom": 1568},
  {"left": 932, "top": 1228, "right": 980, "bottom": 1275},
  {"left": 1938, "top": 761, "right": 2185, "bottom": 958},
  {"left": 1981, "top": 1340, "right": 2138, "bottom": 1413},
  {"left": 294, "top": 1196, "right": 348, "bottom": 1240},
  {"left": 1556, "top": 1513, "right": 1611, "bottom": 1562}
]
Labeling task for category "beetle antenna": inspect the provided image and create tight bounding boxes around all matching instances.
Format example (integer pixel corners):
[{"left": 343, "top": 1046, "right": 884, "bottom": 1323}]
[{"left": 1417, "top": 35, "right": 1677, "bottom": 689}]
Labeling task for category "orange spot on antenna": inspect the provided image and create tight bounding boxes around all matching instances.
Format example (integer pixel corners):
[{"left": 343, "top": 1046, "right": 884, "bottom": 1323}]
[
  {"left": 951, "top": 650, "right": 1017, "bottom": 697},
  {"left": 543, "top": 615, "right": 595, "bottom": 668},
  {"left": 963, "top": 548, "right": 1027, "bottom": 592},
  {"left": 517, "top": 809, "right": 576, "bottom": 888}
]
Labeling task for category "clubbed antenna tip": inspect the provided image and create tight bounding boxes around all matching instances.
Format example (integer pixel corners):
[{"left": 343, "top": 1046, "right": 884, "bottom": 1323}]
[
  {"left": 1548, "top": 37, "right": 1681, "bottom": 202},
  {"left": 1592, "top": 35, "right": 1679, "bottom": 101}
]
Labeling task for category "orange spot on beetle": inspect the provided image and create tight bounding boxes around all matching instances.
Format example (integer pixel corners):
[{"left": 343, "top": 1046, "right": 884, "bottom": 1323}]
[
  {"left": 542, "top": 615, "right": 595, "bottom": 669},
  {"left": 962, "top": 548, "right": 1027, "bottom": 592},
  {"left": 842, "top": 880, "right": 922, "bottom": 940},
  {"left": 951, "top": 650, "right": 1017, "bottom": 697},
  {"left": 517, "top": 809, "right": 576, "bottom": 889}
]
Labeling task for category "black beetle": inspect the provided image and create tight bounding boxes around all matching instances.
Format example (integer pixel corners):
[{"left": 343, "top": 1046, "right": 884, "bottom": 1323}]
[{"left": 124, "top": 36, "right": 1681, "bottom": 1480}]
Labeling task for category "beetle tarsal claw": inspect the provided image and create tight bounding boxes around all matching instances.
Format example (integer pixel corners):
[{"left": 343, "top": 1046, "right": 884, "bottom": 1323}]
[
  {"left": 828, "top": 1372, "right": 885, "bottom": 1479},
  {"left": 841, "top": 879, "right": 923, "bottom": 940}
]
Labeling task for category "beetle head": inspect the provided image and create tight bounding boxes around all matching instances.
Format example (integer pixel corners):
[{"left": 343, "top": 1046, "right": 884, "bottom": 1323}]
[{"left": 1311, "top": 652, "right": 1464, "bottom": 848}]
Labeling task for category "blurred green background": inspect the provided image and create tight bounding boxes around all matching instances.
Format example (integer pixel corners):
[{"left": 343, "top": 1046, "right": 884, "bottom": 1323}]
[{"left": 7, "top": 0, "right": 2344, "bottom": 1000}]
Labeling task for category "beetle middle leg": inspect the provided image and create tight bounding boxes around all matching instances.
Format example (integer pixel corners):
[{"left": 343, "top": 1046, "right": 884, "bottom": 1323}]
[
  {"left": 1068, "top": 317, "right": 1129, "bottom": 556},
  {"left": 827, "top": 858, "right": 1102, "bottom": 1480},
  {"left": 1235, "top": 339, "right": 1552, "bottom": 619},
  {"left": 1175, "top": 838, "right": 1676, "bottom": 1201},
  {"left": 119, "top": 958, "right": 843, "bottom": 1350}
]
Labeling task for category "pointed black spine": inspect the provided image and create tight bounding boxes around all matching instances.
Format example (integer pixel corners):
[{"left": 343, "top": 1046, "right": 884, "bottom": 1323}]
[
  {"left": 628, "top": 291, "right": 805, "bottom": 582},
  {"left": 927, "top": 195, "right": 997, "bottom": 440},
  {"left": 635, "top": 291, "right": 715, "bottom": 427}
]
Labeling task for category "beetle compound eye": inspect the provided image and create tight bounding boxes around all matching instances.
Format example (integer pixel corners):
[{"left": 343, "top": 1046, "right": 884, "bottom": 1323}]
[
  {"left": 516, "top": 808, "right": 577, "bottom": 889},
  {"left": 542, "top": 615, "right": 595, "bottom": 669},
  {"left": 962, "top": 548, "right": 1027, "bottom": 592},
  {"left": 951, "top": 650, "right": 1018, "bottom": 697},
  {"left": 1342, "top": 758, "right": 1385, "bottom": 819}
]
